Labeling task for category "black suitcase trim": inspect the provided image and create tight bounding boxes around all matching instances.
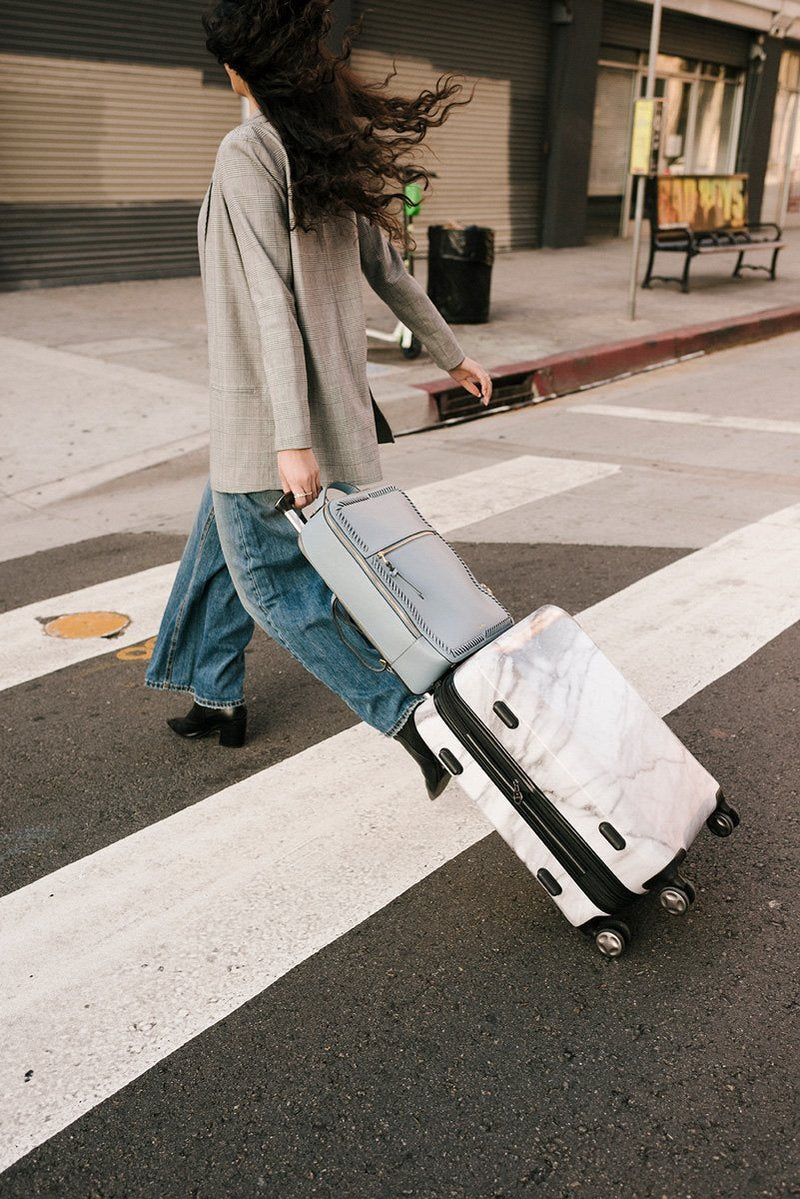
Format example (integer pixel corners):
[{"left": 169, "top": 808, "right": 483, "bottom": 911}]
[{"left": 433, "top": 674, "right": 637, "bottom": 915}]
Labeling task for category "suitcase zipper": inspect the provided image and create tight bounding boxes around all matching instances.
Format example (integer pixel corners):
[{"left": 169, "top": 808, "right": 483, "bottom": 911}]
[
  {"left": 433, "top": 675, "right": 636, "bottom": 914},
  {"left": 376, "top": 531, "right": 433, "bottom": 600},
  {"left": 322, "top": 505, "right": 420, "bottom": 636},
  {"left": 377, "top": 530, "right": 435, "bottom": 555}
]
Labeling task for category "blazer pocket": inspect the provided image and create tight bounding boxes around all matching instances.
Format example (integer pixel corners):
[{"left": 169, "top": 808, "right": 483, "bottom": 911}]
[{"left": 209, "top": 381, "right": 261, "bottom": 395}]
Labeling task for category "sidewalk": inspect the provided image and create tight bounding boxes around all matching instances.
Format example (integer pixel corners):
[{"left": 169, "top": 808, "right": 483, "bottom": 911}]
[{"left": 1, "top": 230, "right": 798, "bottom": 507}]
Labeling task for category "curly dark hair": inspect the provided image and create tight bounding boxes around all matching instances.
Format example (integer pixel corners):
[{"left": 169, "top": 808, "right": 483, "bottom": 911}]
[{"left": 202, "top": 0, "right": 471, "bottom": 239}]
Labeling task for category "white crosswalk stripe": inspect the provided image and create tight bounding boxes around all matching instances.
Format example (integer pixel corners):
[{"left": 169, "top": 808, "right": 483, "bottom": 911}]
[
  {"left": 0, "top": 455, "right": 619, "bottom": 694},
  {"left": 2, "top": 498, "right": 800, "bottom": 1170},
  {"left": 569, "top": 403, "right": 800, "bottom": 437},
  {"left": 579, "top": 501, "right": 800, "bottom": 715}
]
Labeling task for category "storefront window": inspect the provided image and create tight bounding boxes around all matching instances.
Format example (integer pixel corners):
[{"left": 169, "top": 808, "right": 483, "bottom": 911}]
[
  {"left": 656, "top": 78, "right": 692, "bottom": 171},
  {"left": 654, "top": 54, "right": 698, "bottom": 75},
  {"left": 699, "top": 62, "right": 738, "bottom": 80},
  {"left": 693, "top": 78, "right": 738, "bottom": 174},
  {"left": 779, "top": 50, "right": 800, "bottom": 91},
  {"left": 588, "top": 48, "right": 745, "bottom": 236},
  {"left": 763, "top": 51, "right": 800, "bottom": 227},
  {"left": 639, "top": 66, "right": 740, "bottom": 175}
]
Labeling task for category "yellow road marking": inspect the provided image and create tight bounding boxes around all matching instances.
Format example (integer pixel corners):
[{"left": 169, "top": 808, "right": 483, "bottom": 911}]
[{"left": 115, "top": 636, "right": 157, "bottom": 662}]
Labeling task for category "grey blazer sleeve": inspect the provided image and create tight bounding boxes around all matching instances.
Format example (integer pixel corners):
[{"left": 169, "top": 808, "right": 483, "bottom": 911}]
[
  {"left": 215, "top": 134, "right": 313, "bottom": 450},
  {"left": 357, "top": 215, "right": 466, "bottom": 372}
]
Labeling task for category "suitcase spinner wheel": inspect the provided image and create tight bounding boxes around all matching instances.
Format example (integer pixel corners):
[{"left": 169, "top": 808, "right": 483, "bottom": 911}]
[
  {"left": 589, "top": 919, "right": 632, "bottom": 959},
  {"left": 706, "top": 790, "right": 740, "bottom": 838},
  {"left": 657, "top": 878, "right": 696, "bottom": 915}
]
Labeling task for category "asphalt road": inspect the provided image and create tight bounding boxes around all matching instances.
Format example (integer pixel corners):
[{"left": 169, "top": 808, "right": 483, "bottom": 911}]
[{"left": 1, "top": 334, "right": 799, "bottom": 1198}]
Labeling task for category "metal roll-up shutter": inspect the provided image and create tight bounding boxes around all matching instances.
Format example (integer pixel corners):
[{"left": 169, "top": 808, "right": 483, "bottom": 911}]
[
  {"left": 0, "top": 0, "right": 211, "bottom": 70},
  {"left": 601, "top": 1, "right": 751, "bottom": 67},
  {"left": 0, "top": 1, "right": 239, "bottom": 290},
  {"left": 350, "top": 0, "right": 550, "bottom": 252}
]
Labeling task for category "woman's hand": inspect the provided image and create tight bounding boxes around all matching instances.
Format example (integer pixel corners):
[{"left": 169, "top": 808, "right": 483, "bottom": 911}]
[
  {"left": 448, "top": 357, "right": 492, "bottom": 407},
  {"left": 277, "top": 448, "right": 321, "bottom": 510}
]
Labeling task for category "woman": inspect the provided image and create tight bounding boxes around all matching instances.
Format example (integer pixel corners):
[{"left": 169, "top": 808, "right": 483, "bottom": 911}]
[{"left": 147, "top": 0, "right": 492, "bottom": 797}]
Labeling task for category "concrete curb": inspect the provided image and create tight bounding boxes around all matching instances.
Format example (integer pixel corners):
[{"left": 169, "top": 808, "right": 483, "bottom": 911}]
[{"left": 410, "top": 304, "right": 800, "bottom": 429}]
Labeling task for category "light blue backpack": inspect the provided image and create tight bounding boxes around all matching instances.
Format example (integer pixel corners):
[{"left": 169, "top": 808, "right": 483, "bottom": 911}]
[{"left": 279, "top": 482, "right": 513, "bottom": 694}]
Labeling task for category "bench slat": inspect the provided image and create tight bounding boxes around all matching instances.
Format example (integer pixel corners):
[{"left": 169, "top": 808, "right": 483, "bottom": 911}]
[{"left": 694, "top": 242, "right": 785, "bottom": 254}]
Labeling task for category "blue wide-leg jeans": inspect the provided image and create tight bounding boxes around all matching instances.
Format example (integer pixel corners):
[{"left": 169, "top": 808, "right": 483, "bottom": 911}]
[
  {"left": 146, "top": 482, "right": 254, "bottom": 709},
  {"left": 147, "top": 482, "right": 420, "bottom": 735},
  {"left": 211, "top": 488, "right": 420, "bottom": 735}
]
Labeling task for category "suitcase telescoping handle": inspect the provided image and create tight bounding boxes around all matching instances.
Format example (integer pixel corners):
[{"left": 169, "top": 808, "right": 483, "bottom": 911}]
[
  {"left": 274, "top": 481, "right": 361, "bottom": 533},
  {"left": 274, "top": 490, "right": 307, "bottom": 532}
]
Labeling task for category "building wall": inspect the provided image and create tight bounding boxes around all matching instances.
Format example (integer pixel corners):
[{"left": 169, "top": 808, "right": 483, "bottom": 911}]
[
  {"left": 541, "top": 0, "right": 605, "bottom": 247},
  {"left": 0, "top": 0, "right": 239, "bottom": 289},
  {"left": 601, "top": 0, "right": 751, "bottom": 64},
  {"left": 0, "top": 0, "right": 787, "bottom": 288},
  {"left": 0, "top": 54, "right": 236, "bottom": 205},
  {"left": 583, "top": 0, "right": 761, "bottom": 239},
  {"left": 350, "top": 0, "right": 551, "bottom": 253}
]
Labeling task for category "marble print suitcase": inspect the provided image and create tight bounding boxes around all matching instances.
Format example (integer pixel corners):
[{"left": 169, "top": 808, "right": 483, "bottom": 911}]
[{"left": 415, "top": 605, "right": 739, "bottom": 957}]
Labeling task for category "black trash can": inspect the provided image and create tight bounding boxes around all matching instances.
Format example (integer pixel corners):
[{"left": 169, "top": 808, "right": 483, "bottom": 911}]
[{"left": 426, "top": 224, "right": 495, "bottom": 324}]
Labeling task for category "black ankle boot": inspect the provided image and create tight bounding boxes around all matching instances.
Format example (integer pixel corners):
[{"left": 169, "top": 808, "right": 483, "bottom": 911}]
[
  {"left": 167, "top": 702, "right": 247, "bottom": 748},
  {"left": 394, "top": 710, "right": 451, "bottom": 800}
]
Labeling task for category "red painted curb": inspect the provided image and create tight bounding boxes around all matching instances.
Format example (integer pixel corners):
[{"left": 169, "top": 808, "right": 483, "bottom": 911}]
[{"left": 417, "top": 304, "right": 800, "bottom": 418}]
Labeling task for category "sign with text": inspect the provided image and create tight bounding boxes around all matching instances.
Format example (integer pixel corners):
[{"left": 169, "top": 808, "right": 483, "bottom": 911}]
[
  {"left": 630, "top": 99, "right": 663, "bottom": 176},
  {"left": 656, "top": 175, "right": 748, "bottom": 231}
]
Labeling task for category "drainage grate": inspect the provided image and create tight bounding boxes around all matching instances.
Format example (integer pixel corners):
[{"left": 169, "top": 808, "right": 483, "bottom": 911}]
[{"left": 435, "top": 369, "right": 537, "bottom": 421}]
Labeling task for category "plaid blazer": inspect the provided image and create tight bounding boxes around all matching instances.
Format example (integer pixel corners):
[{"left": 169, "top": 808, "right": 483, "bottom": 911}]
[{"left": 199, "top": 114, "right": 465, "bottom": 493}]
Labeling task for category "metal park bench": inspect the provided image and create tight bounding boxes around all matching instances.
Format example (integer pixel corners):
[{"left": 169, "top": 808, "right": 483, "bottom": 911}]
[{"left": 643, "top": 174, "right": 784, "bottom": 294}]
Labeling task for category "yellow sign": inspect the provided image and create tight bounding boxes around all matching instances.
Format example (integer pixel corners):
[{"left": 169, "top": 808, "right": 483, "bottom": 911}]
[{"left": 630, "top": 99, "right": 660, "bottom": 176}]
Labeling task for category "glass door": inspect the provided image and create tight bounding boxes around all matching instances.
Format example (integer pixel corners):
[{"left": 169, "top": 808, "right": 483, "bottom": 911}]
[{"left": 589, "top": 50, "right": 745, "bottom": 238}]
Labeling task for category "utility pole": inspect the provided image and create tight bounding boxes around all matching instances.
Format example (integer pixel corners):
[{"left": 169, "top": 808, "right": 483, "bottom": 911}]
[{"left": 627, "top": 0, "right": 663, "bottom": 320}]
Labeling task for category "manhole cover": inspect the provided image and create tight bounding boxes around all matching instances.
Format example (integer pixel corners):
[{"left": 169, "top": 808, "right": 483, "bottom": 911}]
[{"left": 44, "top": 611, "right": 131, "bottom": 639}]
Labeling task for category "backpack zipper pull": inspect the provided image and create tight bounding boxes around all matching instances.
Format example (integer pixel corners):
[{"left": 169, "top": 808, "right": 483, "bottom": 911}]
[{"left": 377, "top": 552, "right": 426, "bottom": 601}]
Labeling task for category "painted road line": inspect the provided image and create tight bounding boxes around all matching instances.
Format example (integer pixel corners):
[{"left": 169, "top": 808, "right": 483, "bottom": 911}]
[
  {"left": 2, "top": 500, "right": 800, "bottom": 1169},
  {"left": 409, "top": 456, "right": 619, "bottom": 533},
  {"left": 0, "top": 455, "right": 619, "bottom": 694},
  {"left": 569, "top": 403, "right": 800, "bottom": 437},
  {"left": 578, "top": 500, "right": 800, "bottom": 716}
]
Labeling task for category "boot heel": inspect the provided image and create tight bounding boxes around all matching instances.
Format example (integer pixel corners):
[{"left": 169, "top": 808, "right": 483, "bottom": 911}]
[{"left": 219, "top": 718, "right": 247, "bottom": 748}]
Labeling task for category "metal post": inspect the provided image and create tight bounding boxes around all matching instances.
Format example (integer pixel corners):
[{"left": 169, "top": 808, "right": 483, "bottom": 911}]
[{"left": 628, "top": 0, "right": 663, "bottom": 320}]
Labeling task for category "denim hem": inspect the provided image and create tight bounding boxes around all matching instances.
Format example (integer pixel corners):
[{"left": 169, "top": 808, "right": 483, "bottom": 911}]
[
  {"left": 144, "top": 678, "right": 245, "bottom": 709},
  {"left": 386, "top": 695, "right": 424, "bottom": 738}
]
